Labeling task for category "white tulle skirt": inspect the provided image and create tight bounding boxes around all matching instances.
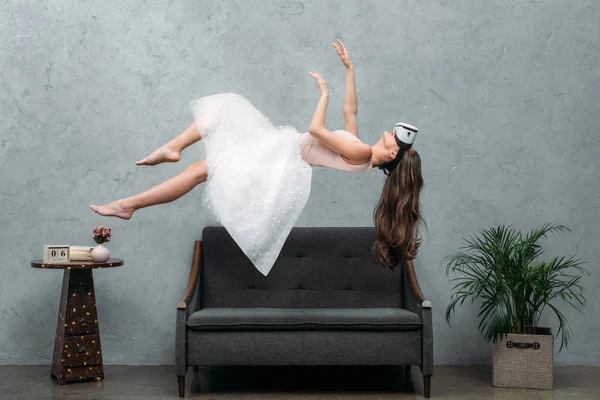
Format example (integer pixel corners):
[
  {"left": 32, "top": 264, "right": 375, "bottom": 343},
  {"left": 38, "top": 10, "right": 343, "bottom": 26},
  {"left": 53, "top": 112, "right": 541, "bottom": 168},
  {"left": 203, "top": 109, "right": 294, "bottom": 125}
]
[{"left": 189, "top": 93, "right": 312, "bottom": 276}]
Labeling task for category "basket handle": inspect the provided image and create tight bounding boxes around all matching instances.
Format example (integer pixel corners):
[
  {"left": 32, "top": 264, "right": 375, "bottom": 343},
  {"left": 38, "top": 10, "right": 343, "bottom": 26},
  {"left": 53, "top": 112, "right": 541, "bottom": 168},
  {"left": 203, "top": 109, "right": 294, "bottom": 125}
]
[{"left": 506, "top": 340, "right": 540, "bottom": 350}]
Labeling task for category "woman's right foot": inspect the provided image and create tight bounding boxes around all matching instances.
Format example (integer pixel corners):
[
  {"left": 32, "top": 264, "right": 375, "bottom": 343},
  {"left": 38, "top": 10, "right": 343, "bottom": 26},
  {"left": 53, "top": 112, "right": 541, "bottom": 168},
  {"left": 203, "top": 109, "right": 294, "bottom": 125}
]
[
  {"left": 136, "top": 145, "right": 180, "bottom": 166},
  {"left": 90, "top": 200, "right": 134, "bottom": 220}
]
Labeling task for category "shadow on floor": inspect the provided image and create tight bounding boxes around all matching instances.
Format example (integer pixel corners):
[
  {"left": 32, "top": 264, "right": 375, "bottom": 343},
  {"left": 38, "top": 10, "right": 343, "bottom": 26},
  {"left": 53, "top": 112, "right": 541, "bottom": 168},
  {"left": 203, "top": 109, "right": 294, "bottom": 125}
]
[{"left": 189, "top": 365, "right": 415, "bottom": 395}]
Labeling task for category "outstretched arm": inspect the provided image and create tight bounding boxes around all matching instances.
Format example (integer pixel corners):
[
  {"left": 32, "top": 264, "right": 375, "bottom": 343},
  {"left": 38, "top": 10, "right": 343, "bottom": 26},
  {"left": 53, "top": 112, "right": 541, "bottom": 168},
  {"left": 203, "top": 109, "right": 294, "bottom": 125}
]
[
  {"left": 333, "top": 40, "right": 358, "bottom": 138},
  {"left": 343, "top": 66, "right": 357, "bottom": 115},
  {"left": 307, "top": 71, "right": 330, "bottom": 133},
  {"left": 342, "top": 67, "right": 358, "bottom": 138},
  {"left": 308, "top": 71, "right": 371, "bottom": 164}
]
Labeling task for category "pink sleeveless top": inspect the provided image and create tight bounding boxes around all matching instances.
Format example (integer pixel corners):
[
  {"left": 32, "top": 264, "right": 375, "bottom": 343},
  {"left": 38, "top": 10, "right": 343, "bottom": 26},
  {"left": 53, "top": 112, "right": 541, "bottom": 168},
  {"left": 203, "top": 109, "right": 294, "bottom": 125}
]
[{"left": 297, "top": 130, "right": 373, "bottom": 172}]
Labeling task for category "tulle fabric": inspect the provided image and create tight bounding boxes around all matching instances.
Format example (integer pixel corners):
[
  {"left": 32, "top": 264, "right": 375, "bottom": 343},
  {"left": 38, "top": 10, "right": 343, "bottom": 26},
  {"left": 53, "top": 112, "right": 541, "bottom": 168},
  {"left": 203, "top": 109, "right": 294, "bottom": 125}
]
[{"left": 189, "top": 93, "right": 312, "bottom": 276}]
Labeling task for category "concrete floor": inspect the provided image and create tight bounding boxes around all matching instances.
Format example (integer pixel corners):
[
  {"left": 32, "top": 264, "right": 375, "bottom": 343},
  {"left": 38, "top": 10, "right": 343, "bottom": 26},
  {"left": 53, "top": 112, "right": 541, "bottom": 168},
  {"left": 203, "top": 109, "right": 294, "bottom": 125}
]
[{"left": 0, "top": 365, "right": 598, "bottom": 399}]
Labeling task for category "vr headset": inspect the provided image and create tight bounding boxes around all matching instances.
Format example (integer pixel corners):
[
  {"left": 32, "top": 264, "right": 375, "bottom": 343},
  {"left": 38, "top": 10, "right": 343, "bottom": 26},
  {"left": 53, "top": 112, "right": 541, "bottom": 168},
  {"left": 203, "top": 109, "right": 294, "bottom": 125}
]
[{"left": 382, "top": 122, "right": 418, "bottom": 175}]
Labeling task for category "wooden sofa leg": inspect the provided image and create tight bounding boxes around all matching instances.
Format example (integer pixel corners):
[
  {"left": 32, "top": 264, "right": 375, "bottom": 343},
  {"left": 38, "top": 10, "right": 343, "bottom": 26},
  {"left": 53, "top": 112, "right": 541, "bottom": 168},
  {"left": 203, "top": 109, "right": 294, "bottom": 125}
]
[
  {"left": 423, "top": 375, "right": 431, "bottom": 398},
  {"left": 177, "top": 375, "right": 185, "bottom": 398}
]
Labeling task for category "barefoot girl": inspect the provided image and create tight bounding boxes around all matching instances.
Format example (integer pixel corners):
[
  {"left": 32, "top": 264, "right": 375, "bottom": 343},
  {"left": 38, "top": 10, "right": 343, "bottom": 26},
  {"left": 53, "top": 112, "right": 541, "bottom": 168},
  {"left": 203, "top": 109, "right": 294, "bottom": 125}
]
[{"left": 91, "top": 40, "right": 424, "bottom": 275}]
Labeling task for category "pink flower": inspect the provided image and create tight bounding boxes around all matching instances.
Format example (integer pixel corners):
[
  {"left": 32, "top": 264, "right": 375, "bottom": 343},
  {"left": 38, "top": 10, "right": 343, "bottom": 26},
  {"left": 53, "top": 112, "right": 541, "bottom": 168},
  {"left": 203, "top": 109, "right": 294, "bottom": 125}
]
[{"left": 93, "top": 225, "right": 114, "bottom": 244}]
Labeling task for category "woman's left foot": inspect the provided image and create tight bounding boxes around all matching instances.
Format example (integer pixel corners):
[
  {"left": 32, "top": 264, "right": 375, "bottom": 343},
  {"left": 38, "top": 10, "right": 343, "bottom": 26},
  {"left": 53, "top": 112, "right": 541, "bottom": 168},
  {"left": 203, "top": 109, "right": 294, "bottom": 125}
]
[
  {"left": 90, "top": 200, "right": 134, "bottom": 220},
  {"left": 136, "top": 144, "right": 180, "bottom": 166}
]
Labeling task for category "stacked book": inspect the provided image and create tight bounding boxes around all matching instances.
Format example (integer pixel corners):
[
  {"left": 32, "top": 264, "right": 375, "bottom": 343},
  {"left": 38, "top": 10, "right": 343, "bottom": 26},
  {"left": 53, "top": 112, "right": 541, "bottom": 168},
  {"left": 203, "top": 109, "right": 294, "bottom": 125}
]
[{"left": 69, "top": 245, "right": 95, "bottom": 261}]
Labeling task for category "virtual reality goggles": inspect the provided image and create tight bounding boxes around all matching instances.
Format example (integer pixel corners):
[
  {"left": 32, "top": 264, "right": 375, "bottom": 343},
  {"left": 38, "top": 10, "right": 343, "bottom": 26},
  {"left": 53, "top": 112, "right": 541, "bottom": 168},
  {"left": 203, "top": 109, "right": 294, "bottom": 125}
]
[
  {"left": 393, "top": 122, "right": 418, "bottom": 146},
  {"left": 383, "top": 122, "right": 419, "bottom": 175}
]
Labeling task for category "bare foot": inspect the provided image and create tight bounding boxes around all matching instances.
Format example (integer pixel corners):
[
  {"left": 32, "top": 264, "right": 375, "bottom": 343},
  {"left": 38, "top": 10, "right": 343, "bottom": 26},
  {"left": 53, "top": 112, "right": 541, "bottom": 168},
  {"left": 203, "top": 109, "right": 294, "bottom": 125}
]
[
  {"left": 136, "top": 145, "right": 180, "bottom": 166},
  {"left": 90, "top": 200, "right": 134, "bottom": 220}
]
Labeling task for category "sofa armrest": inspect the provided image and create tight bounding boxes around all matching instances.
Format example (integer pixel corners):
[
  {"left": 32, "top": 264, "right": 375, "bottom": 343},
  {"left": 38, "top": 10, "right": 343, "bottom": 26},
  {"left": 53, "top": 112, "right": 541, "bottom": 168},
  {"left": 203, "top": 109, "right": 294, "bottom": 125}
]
[
  {"left": 176, "top": 240, "right": 202, "bottom": 377},
  {"left": 175, "top": 307, "right": 188, "bottom": 377},
  {"left": 177, "top": 241, "right": 202, "bottom": 310},
  {"left": 404, "top": 259, "right": 431, "bottom": 310},
  {"left": 402, "top": 258, "right": 433, "bottom": 377}
]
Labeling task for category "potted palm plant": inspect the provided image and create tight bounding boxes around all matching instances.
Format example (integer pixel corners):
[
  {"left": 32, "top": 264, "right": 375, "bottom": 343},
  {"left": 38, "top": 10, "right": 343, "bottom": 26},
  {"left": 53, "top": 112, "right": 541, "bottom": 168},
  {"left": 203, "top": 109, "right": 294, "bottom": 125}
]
[{"left": 444, "top": 223, "right": 588, "bottom": 390}]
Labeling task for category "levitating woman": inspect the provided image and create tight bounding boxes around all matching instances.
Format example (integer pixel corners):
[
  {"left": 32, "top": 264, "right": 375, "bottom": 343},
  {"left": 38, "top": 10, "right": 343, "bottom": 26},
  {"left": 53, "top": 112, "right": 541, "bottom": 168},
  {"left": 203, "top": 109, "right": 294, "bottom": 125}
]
[{"left": 91, "top": 40, "right": 424, "bottom": 276}]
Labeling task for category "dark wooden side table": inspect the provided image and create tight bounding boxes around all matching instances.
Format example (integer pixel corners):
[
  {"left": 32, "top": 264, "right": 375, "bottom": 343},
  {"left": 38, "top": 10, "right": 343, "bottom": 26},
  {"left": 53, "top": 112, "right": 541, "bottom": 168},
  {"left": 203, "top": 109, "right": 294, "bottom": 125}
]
[{"left": 31, "top": 258, "right": 124, "bottom": 384}]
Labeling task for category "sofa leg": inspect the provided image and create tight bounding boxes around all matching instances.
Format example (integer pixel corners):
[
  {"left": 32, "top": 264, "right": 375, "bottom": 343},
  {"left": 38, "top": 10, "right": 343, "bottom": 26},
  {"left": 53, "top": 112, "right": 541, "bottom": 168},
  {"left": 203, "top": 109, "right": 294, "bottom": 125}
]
[
  {"left": 177, "top": 375, "right": 185, "bottom": 398},
  {"left": 423, "top": 375, "right": 431, "bottom": 398}
]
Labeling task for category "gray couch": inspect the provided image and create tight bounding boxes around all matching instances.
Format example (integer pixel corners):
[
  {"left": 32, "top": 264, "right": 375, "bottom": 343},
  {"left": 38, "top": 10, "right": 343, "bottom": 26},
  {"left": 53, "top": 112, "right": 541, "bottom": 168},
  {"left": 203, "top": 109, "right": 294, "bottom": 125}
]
[{"left": 175, "top": 226, "right": 433, "bottom": 397}]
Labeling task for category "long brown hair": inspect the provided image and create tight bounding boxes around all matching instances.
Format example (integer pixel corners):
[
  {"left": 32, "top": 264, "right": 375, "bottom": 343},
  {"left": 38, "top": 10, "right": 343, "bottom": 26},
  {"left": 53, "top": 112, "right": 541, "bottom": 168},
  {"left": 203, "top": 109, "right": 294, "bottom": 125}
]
[{"left": 372, "top": 148, "right": 425, "bottom": 269}]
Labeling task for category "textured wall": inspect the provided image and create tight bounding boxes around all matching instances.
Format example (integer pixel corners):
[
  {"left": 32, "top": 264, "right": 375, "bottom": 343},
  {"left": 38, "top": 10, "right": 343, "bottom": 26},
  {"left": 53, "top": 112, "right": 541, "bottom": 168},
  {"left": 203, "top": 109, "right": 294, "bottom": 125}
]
[{"left": 1, "top": 0, "right": 598, "bottom": 366}]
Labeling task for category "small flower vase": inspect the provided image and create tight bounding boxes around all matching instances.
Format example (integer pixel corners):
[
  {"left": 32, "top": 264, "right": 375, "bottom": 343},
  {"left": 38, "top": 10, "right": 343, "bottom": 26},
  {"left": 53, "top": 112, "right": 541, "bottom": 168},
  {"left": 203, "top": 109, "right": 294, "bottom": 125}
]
[{"left": 91, "top": 243, "right": 110, "bottom": 262}]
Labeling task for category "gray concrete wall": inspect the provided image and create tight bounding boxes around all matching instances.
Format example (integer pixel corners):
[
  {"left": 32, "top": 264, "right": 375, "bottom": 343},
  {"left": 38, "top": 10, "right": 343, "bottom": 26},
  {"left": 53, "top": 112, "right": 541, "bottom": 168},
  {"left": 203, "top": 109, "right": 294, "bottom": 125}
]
[{"left": 1, "top": 0, "right": 598, "bottom": 366}]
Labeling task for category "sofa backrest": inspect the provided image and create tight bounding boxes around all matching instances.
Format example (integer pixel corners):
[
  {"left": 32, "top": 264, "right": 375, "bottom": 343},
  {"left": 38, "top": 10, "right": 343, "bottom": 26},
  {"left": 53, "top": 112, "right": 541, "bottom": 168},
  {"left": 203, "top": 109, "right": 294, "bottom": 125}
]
[{"left": 198, "top": 226, "right": 403, "bottom": 309}]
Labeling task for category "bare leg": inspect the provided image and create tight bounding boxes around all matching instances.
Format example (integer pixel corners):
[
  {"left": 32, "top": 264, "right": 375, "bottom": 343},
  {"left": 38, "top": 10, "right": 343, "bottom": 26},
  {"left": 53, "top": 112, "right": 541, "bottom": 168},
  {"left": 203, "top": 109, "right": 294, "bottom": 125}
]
[
  {"left": 136, "top": 122, "right": 202, "bottom": 166},
  {"left": 90, "top": 160, "right": 208, "bottom": 219},
  {"left": 136, "top": 94, "right": 228, "bottom": 167}
]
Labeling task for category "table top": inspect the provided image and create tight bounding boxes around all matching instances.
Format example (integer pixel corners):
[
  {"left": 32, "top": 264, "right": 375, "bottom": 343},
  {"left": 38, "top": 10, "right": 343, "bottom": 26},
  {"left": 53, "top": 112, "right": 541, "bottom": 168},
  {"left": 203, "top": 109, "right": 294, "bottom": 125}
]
[{"left": 31, "top": 258, "right": 124, "bottom": 270}]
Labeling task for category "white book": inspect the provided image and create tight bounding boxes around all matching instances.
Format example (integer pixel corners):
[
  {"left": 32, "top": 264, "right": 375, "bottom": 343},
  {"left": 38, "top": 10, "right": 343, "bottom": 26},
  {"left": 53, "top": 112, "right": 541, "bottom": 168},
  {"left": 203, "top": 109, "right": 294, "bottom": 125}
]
[
  {"left": 70, "top": 255, "right": 93, "bottom": 261},
  {"left": 70, "top": 250, "right": 92, "bottom": 256},
  {"left": 70, "top": 245, "right": 94, "bottom": 252},
  {"left": 71, "top": 257, "right": 93, "bottom": 261}
]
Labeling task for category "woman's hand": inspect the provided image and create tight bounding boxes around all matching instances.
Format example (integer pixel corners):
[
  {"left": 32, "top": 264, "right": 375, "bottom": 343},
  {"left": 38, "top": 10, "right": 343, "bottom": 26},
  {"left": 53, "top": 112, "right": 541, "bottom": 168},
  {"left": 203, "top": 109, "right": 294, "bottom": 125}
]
[
  {"left": 309, "top": 71, "right": 329, "bottom": 97},
  {"left": 332, "top": 39, "right": 353, "bottom": 69}
]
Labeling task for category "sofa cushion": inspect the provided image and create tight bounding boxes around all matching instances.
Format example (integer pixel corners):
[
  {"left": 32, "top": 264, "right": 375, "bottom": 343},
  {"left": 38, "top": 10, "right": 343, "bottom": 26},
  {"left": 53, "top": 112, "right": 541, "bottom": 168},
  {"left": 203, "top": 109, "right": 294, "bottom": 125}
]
[
  {"left": 200, "top": 227, "right": 404, "bottom": 309},
  {"left": 187, "top": 308, "right": 422, "bottom": 331}
]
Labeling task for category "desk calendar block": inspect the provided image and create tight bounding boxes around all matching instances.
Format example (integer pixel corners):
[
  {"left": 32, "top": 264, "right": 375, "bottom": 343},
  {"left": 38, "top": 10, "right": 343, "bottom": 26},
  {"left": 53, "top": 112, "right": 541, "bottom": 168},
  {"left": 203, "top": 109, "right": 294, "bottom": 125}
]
[{"left": 43, "top": 245, "right": 71, "bottom": 264}]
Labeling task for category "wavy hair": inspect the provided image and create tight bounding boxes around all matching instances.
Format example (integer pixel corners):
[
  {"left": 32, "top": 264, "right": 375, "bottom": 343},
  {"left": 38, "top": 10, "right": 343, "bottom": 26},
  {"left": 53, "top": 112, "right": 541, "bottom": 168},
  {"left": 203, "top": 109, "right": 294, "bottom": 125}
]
[{"left": 372, "top": 148, "right": 425, "bottom": 269}]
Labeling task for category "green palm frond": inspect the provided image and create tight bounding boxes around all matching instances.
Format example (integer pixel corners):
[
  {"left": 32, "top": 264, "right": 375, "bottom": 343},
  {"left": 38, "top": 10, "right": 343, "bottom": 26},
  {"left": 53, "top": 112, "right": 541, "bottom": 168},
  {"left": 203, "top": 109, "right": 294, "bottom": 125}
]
[{"left": 444, "top": 223, "right": 588, "bottom": 350}]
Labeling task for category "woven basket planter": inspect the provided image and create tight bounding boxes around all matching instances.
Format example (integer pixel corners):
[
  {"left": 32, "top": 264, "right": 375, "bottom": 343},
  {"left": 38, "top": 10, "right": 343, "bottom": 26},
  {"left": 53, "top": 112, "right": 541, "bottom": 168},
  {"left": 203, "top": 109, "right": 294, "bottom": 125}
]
[{"left": 492, "top": 328, "right": 553, "bottom": 390}]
